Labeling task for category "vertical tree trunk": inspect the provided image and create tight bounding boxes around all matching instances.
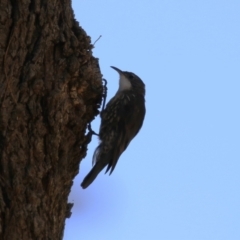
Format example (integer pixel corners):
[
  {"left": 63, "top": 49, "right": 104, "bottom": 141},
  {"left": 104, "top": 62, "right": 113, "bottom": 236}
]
[{"left": 0, "top": 0, "right": 102, "bottom": 239}]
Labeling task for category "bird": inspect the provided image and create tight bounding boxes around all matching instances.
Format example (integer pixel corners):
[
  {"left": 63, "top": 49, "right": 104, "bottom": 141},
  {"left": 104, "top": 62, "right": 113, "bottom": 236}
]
[{"left": 81, "top": 66, "right": 146, "bottom": 189}]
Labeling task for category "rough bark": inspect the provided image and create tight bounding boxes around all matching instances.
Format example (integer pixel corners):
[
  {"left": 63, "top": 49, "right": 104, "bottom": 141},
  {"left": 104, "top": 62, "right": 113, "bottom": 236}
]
[{"left": 0, "top": 0, "right": 102, "bottom": 239}]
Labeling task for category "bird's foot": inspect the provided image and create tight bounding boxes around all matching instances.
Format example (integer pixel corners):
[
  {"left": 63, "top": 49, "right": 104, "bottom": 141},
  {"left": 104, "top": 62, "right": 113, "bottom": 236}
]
[
  {"left": 101, "top": 78, "right": 108, "bottom": 112},
  {"left": 82, "top": 123, "right": 99, "bottom": 148},
  {"left": 87, "top": 123, "right": 99, "bottom": 136}
]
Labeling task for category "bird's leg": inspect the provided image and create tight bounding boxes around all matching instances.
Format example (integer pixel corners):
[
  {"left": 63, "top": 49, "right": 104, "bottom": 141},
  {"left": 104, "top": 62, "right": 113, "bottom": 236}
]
[
  {"left": 80, "top": 123, "right": 97, "bottom": 154},
  {"left": 87, "top": 123, "right": 98, "bottom": 137},
  {"left": 83, "top": 78, "right": 107, "bottom": 147},
  {"left": 82, "top": 123, "right": 99, "bottom": 150},
  {"left": 101, "top": 78, "right": 108, "bottom": 112}
]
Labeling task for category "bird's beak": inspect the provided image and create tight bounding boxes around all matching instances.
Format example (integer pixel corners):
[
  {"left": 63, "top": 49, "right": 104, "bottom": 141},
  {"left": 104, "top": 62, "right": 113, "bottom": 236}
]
[
  {"left": 111, "top": 66, "right": 132, "bottom": 90},
  {"left": 111, "top": 66, "right": 123, "bottom": 75}
]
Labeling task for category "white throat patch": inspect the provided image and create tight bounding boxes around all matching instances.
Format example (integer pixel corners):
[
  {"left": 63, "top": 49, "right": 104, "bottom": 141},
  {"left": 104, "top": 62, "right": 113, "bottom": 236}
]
[{"left": 118, "top": 74, "right": 132, "bottom": 91}]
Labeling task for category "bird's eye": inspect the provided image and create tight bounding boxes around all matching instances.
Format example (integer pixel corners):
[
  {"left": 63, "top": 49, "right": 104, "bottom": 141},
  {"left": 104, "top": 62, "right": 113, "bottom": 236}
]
[{"left": 129, "top": 74, "right": 134, "bottom": 79}]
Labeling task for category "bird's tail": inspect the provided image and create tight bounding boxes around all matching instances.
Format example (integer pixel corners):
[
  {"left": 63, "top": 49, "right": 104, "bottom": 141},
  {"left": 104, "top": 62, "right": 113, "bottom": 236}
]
[{"left": 81, "top": 161, "right": 106, "bottom": 189}]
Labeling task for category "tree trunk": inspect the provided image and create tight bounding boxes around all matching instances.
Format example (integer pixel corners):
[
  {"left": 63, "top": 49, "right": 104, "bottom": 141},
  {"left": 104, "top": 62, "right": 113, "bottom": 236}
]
[{"left": 0, "top": 0, "right": 102, "bottom": 239}]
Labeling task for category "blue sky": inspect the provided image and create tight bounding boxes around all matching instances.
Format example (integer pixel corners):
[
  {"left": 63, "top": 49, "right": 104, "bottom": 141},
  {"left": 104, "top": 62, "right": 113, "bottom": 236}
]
[{"left": 64, "top": 1, "right": 240, "bottom": 239}]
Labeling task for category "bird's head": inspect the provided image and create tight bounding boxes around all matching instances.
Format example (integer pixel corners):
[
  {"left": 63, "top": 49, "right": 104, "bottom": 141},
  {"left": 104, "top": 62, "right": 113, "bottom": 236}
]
[{"left": 111, "top": 66, "right": 145, "bottom": 96}]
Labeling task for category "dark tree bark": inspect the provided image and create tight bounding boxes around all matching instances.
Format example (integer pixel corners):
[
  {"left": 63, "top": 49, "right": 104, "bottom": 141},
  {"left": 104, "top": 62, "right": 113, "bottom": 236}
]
[{"left": 0, "top": 0, "right": 102, "bottom": 239}]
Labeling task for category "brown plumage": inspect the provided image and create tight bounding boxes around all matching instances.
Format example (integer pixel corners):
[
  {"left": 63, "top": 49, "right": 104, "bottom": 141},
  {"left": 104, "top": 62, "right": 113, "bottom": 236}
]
[{"left": 81, "top": 66, "right": 146, "bottom": 189}]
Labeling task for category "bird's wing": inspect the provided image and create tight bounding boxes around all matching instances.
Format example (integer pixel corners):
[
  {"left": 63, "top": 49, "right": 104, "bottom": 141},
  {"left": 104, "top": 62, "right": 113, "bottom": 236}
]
[{"left": 100, "top": 93, "right": 145, "bottom": 174}]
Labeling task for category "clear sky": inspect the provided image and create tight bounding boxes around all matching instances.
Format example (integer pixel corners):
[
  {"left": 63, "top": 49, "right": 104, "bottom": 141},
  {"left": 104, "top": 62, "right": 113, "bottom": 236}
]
[{"left": 64, "top": 1, "right": 240, "bottom": 239}]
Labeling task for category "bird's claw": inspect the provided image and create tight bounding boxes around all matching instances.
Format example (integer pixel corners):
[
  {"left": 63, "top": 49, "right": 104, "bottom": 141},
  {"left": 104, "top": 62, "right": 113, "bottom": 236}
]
[
  {"left": 101, "top": 78, "right": 108, "bottom": 112},
  {"left": 87, "top": 123, "right": 98, "bottom": 136}
]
